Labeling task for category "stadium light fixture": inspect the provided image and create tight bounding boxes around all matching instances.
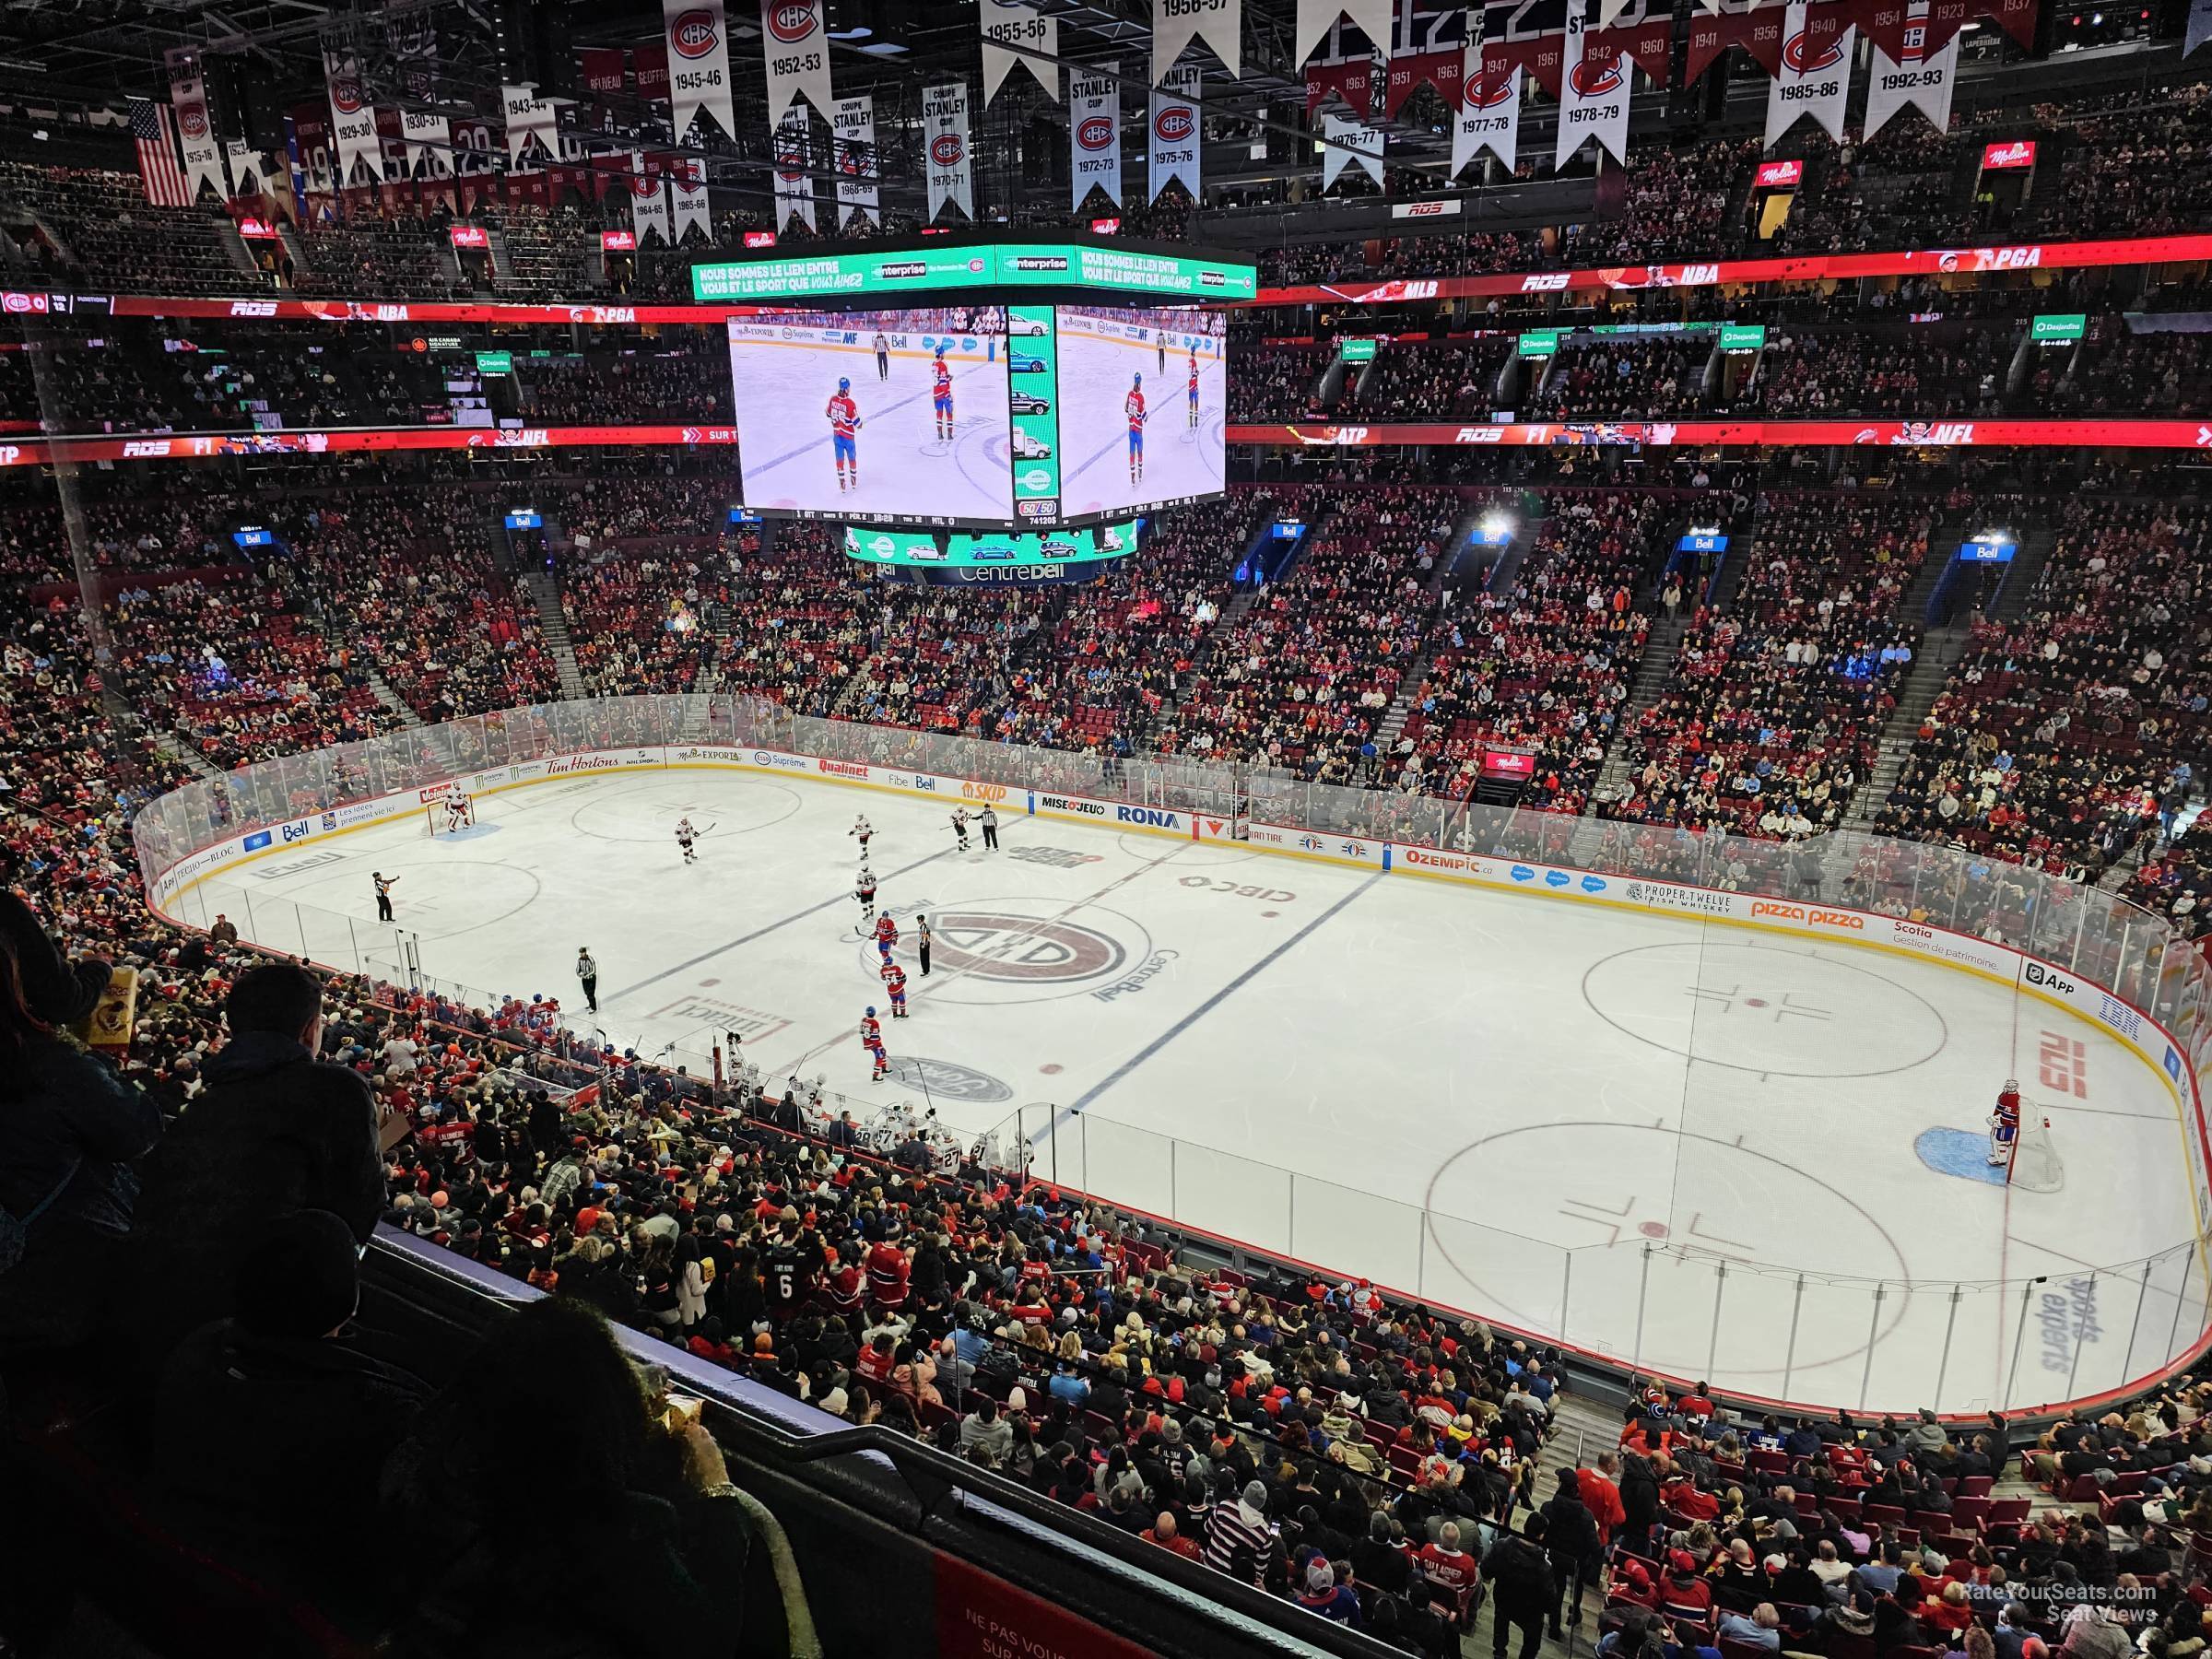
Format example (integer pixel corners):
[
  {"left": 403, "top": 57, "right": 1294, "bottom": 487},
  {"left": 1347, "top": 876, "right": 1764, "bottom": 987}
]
[{"left": 1479, "top": 512, "right": 1514, "bottom": 539}]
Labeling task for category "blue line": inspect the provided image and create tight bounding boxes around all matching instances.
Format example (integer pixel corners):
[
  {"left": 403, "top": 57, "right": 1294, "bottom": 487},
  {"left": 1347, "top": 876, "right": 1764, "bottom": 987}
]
[
  {"left": 601, "top": 834, "right": 976, "bottom": 1003},
  {"left": 1045, "top": 870, "right": 1385, "bottom": 1135}
]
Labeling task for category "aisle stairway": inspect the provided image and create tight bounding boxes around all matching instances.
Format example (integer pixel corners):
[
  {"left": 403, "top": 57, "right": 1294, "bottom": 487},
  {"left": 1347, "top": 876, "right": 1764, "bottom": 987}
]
[
  {"left": 522, "top": 571, "right": 588, "bottom": 699},
  {"left": 365, "top": 669, "right": 423, "bottom": 729}
]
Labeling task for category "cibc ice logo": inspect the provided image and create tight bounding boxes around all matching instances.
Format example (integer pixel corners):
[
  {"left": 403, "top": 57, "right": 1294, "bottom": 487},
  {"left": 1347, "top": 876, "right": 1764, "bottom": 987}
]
[
  {"left": 1781, "top": 27, "right": 1845, "bottom": 73},
  {"left": 930, "top": 133, "right": 966, "bottom": 167},
  {"left": 1154, "top": 107, "right": 1195, "bottom": 143},
  {"left": 679, "top": 6, "right": 730, "bottom": 51},
  {"left": 874, "top": 901, "right": 1150, "bottom": 1005},
  {"left": 1077, "top": 116, "right": 1115, "bottom": 151}
]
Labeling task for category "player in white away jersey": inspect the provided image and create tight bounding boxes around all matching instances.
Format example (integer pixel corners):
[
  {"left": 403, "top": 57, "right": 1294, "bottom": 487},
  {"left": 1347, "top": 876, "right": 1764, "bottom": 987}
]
[{"left": 676, "top": 818, "right": 698, "bottom": 865}]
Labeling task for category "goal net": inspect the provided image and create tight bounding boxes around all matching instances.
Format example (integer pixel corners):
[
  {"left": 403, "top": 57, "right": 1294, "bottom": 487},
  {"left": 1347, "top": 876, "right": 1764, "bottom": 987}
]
[
  {"left": 425, "top": 796, "right": 477, "bottom": 837},
  {"left": 2006, "top": 1116, "right": 2063, "bottom": 1193}
]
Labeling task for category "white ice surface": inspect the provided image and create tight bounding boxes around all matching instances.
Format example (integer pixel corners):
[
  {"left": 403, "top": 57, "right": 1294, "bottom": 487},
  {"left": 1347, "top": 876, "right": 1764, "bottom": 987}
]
[{"left": 188, "top": 769, "right": 2207, "bottom": 1413}]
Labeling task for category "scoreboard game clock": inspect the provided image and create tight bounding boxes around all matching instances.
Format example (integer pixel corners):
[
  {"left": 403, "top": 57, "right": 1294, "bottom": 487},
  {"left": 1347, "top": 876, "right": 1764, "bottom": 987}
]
[{"left": 714, "top": 234, "right": 1244, "bottom": 536}]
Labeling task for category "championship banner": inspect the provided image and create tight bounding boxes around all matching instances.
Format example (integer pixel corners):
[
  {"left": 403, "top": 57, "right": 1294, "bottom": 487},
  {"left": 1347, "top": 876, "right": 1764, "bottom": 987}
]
[
  {"left": 1153, "top": 0, "right": 1242, "bottom": 83},
  {"left": 1452, "top": 61, "right": 1520, "bottom": 175},
  {"left": 1068, "top": 66, "right": 1124, "bottom": 210},
  {"left": 1862, "top": 3, "right": 1959, "bottom": 138},
  {"left": 1322, "top": 112, "right": 1383, "bottom": 188},
  {"left": 629, "top": 158, "right": 674, "bottom": 244},
  {"left": 1296, "top": 0, "right": 1393, "bottom": 70},
  {"left": 923, "top": 81, "right": 973, "bottom": 221},
  {"left": 1386, "top": 0, "right": 1465, "bottom": 114},
  {"left": 1765, "top": 0, "right": 1853, "bottom": 147},
  {"left": 1555, "top": 0, "right": 1630, "bottom": 169},
  {"left": 1475, "top": 0, "right": 1567, "bottom": 96},
  {"left": 832, "top": 95, "right": 879, "bottom": 227},
  {"left": 388, "top": 12, "right": 450, "bottom": 176},
  {"left": 324, "top": 46, "right": 383, "bottom": 185},
  {"left": 1686, "top": 0, "right": 1784, "bottom": 83},
  {"left": 2189, "top": 0, "right": 2212, "bottom": 53},
  {"left": 502, "top": 84, "right": 557, "bottom": 167},
  {"left": 671, "top": 155, "right": 711, "bottom": 241},
  {"left": 667, "top": 0, "right": 739, "bottom": 140},
  {"left": 1147, "top": 64, "right": 1202, "bottom": 202},
  {"left": 168, "top": 51, "right": 226, "bottom": 203},
  {"left": 753, "top": 0, "right": 830, "bottom": 135},
  {"left": 224, "top": 139, "right": 262, "bottom": 203},
  {"left": 772, "top": 107, "right": 818, "bottom": 229},
  {"left": 982, "top": 0, "right": 1058, "bottom": 101}
]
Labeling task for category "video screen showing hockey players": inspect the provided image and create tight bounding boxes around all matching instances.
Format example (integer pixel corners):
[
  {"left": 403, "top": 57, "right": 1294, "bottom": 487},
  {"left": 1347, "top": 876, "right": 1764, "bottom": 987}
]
[
  {"left": 1053, "top": 306, "right": 1226, "bottom": 520},
  {"left": 725, "top": 306, "right": 1012, "bottom": 524}
]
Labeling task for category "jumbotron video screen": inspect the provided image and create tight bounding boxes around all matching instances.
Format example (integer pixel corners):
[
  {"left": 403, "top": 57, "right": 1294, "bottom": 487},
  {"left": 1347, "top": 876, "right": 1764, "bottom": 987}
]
[
  {"left": 726, "top": 306, "right": 1014, "bottom": 525},
  {"left": 724, "top": 301, "right": 1227, "bottom": 528}
]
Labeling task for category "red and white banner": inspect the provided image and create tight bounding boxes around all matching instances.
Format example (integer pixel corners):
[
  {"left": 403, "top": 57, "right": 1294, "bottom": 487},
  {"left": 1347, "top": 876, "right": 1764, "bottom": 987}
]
[
  {"left": 924, "top": 81, "right": 973, "bottom": 221},
  {"left": 324, "top": 46, "right": 384, "bottom": 185},
  {"left": 1147, "top": 65, "right": 1201, "bottom": 202},
  {"left": 1863, "top": 3, "right": 1959, "bottom": 139},
  {"left": 832, "top": 96, "right": 877, "bottom": 228},
  {"left": 1453, "top": 61, "right": 1521, "bottom": 176},
  {"left": 1556, "top": 0, "right": 1630, "bottom": 169},
  {"left": 501, "top": 83, "right": 557, "bottom": 167},
  {"left": 1765, "top": 0, "right": 1853, "bottom": 147},
  {"left": 390, "top": 14, "right": 449, "bottom": 176},
  {"left": 168, "top": 51, "right": 226, "bottom": 203},
  {"left": 982, "top": 0, "right": 1058, "bottom": 100},
  {"left": 1226, "top": 418, "right": 2212, "bottom": 451},
  {"left": 1154, "top": 0, "right": 1242, "bottom": 81},
  {"left": 772, "top": 106, "right": 818, "bottom": 230},
  {"left": 1323, "top": 112, "right": 1384, "bottom": 189},
  {"left": 628, "top": 157, "right": 673, "bottom": 245},
  {"left": 670, "top": 0, "right": 741, "bottom": 139},
  {"left": 1296, "top": 0, "right": 1392, "bottom": 72},
  {"left": 1068, "top": 66, "right": 1123, "bottom": 211},
  {"left": 753, "top": 0, "right": 827, "bottom": 136},
  {"left": 671, "top": 154, "right": 712, "bottom": 241}
]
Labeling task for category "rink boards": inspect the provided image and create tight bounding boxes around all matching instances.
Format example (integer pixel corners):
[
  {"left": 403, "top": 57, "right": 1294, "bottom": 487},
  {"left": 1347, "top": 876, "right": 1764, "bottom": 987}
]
[{"left": 145, "top": 735, "right": 2212, "bottom": 1391}]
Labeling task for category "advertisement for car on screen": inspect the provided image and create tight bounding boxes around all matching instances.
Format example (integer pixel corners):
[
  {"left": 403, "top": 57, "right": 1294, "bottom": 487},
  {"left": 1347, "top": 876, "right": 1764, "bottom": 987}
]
[
  {"left": 1053, "top": 306, "right": 1226, "bottom": 519},
  {"left": 725, "top": 306, "right": 1012, "bottom": 525}
]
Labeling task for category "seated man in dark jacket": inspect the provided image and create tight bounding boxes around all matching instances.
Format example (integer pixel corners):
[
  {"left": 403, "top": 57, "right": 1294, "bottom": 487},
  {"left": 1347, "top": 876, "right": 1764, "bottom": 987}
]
[
  {"left": 153, "top": 1209, "right": 429, "bottom": 1613},
  {"left": 125, "top": 961, "right": 409, "bottom": 1370}
]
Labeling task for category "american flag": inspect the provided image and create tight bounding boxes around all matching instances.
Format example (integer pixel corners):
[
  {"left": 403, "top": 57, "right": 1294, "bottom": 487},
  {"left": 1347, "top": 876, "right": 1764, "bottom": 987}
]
[{"left": 127, "top": 97, "right": 193, "bottom": 207}]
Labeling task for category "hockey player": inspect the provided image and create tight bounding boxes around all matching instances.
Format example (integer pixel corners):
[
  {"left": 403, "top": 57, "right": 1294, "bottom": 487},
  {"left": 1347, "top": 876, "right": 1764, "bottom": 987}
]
[
  {"left": 931, "top": 346, "right": 955, "bottom": 440},
  {"left": 874, "top": 911, "right": 899, "bottom": 962},
  {"left": 855, "top": 864, "right": 878, "bottom": 924},
  {"left": 1988, "top": 1077, "right": 2022, "bottom": 1167},
  {"left": 849, "top": 814, "right": 873, "bottom": 851},
  {"left": 676, "top": 817, "right": 699, "bottom": 865},
  {"left": 1124, "top": 372, "right": 1147, "bottom": 486},
  {"left": 860, "top": 1006, "right": 888, "bottom": 1081},
  {"left": 950, "top": 807, "right": 971, "bottom": 853},
  {"left": 880, "top": 958, "right": 908, "bottom": 1018},
  {"left": 826, "top": 377, "right": 863, "bottom": 492},
  {"left": 1186, "top": 350, "right": 1201, "bottom": 429},
  {"left": 443, "top": 794, "right": 472, "bottom": 833}
]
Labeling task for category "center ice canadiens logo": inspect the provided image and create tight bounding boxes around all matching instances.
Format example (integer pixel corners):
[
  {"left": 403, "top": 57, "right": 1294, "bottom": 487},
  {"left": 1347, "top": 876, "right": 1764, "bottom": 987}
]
[{"left": 932, "top": 912, "right": 1124, "bottom": 982}]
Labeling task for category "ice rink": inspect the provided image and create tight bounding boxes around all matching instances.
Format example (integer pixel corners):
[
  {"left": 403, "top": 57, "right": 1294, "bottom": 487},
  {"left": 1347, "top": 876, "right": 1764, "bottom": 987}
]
[
  {"left": 195, "top": 769, "right": 2207, "bottom": 1413},
  {"left": 727, "top": 327, "right": 1012, "bottom": 521},
  {"left": 1056, "top": 312, "right": 1227, "bottom": 520}
]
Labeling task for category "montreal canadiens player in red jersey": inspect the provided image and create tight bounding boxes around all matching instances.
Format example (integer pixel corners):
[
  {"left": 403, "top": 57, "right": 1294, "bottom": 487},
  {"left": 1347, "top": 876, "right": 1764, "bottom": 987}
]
[
  {"left": 931, "top": 346, "right": 955, "bottom": 440},
  {"left": 1186, "top": 350, "right": 1200, "bottom": 429},
  {"left": 860, "top": 1006, "right": 888, "bottom": 1081},
  {"left": 1124, "top": 372, "right": 1147, "bottom": 486},
  {"left": 874, "top": 911, "right": 899, "bottom": 962},
  {"left": 825, "top": 376, "right": 863, "bottom": 492},
  {"left": 1988, "top": 1077, "right": 2022, "bottom": 1167},
  {"left": 880, "top": 958, "right": 908, "bottom": 1018}
]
